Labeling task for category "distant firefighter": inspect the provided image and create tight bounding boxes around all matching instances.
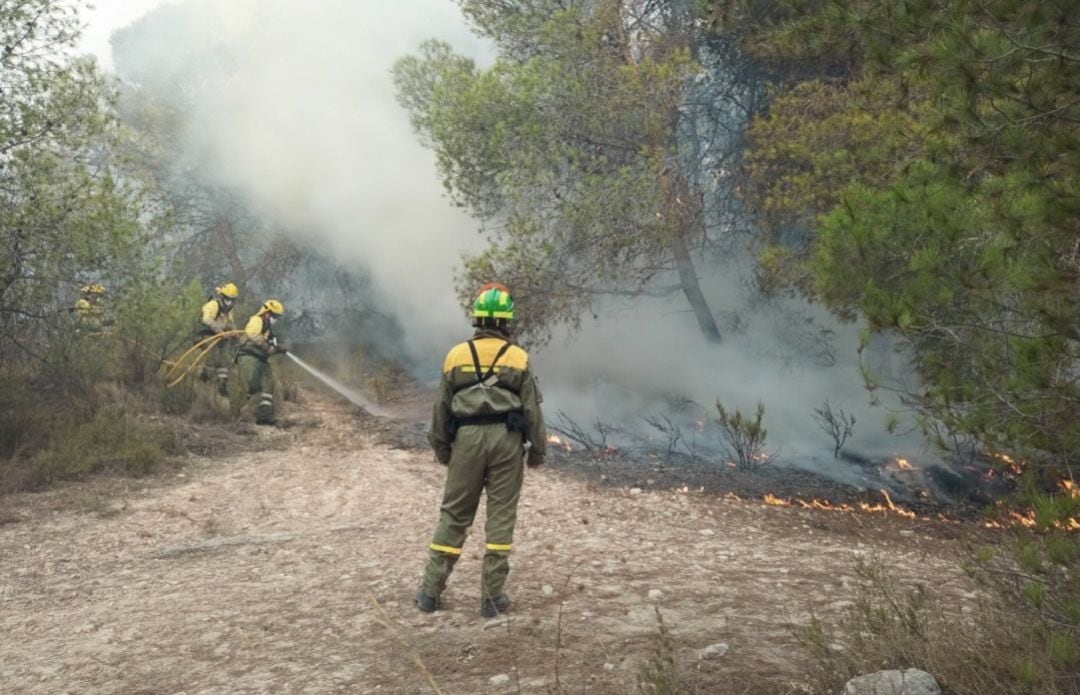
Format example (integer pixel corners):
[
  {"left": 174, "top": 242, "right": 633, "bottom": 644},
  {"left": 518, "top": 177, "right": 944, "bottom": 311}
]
[
  {"left": 198, "top": 282, "right": 240, "bottom": 396},
  {"left": 236, "top": 299, "right": 287, "bottom": 426},
  {"left": 75, "top": 284, "right": 110, "bottom": 333},
  {"left": 416, "top": 283, "right": 546, "bottom": 618}
]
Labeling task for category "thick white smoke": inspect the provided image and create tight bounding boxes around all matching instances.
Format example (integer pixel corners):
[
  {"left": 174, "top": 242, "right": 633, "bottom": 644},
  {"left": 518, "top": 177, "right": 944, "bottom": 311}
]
[
  {"left": 106, "top": 0, "right": 492, "bottom": 357},
  {"left": 93, "top": 0, "right": 935, "bottom": 478}
]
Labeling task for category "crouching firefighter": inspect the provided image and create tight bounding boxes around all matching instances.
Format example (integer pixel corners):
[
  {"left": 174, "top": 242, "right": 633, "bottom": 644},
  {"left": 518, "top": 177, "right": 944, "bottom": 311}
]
[
  {"left": 417, "top": 283, "right": 546, "bottom": 618},
  {"left": 236, "top": 299, "right": 287, "bottom": 426},
  {"left": 198, "top": 282, "right": 240, "bottom": 396}
]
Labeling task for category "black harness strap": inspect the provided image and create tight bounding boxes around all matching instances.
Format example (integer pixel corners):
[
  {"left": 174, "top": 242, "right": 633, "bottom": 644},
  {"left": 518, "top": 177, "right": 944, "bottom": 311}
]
[
  {"left": 456, "top": 413, "right": 516, "bottom": 427},
  {"left": 466, "top": 339, "right": 512, "bottom": 384}
]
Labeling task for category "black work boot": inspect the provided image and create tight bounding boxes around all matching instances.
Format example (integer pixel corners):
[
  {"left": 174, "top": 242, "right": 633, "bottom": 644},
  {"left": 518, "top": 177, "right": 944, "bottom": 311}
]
[
  {"left": 416, "top": 587, "right": 439, "bottom": 613},
  {"left": 480, "top": 594, "right": 510, "bottom": 618}
]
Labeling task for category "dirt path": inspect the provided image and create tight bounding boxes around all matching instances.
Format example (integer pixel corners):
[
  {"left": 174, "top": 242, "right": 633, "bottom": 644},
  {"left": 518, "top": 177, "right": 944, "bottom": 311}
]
[{"left": 0, "top": 390, "right": 982, "bottom": 694}]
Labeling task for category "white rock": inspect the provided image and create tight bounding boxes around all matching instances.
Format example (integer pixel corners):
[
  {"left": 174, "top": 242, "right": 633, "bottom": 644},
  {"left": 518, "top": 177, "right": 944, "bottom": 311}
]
[
  {"left": 489, "top": 674, "right": 511, "bottom": 686},
  {"left": 603, "top": 663, "right": 615, "bottom": 671},
  {"left": 699, "top": 529, "right": 714, "bottom": 536},
  {"left": 648, "top": 589, "right": 662, "bottom": 600},
  {"left": 630, "top": 488, "right": 643, "bottom": 495},
  {"left": 843, "top": 668, "right": 941, "bottom": 695},
  {"left": 698, "top": 642, "right": 729, "bottom": 659},
  {"left": 542, "top": 584, "right": 554, "bottom": 596}
]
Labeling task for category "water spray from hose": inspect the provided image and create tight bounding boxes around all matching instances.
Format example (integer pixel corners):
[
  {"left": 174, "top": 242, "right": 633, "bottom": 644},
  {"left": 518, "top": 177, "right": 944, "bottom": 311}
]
[{"left": 286, "top": 352, "right": 387, "bottom": 416}]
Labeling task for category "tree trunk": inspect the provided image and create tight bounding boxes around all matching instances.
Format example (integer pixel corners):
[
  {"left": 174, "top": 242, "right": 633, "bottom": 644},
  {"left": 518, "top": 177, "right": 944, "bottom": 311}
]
[
  {"left": 658, "top": 158, "right": 722, "bottom": 343},
  {"left": 669, "top": 232, "right": 722, "bottom": 342},
  {"left": 214, "top": 220, "right": 248, "bottom": 288}
]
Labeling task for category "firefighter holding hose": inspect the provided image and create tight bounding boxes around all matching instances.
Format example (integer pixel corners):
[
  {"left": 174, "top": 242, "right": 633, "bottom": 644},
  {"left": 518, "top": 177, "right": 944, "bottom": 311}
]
[
  {"left": 198, "top": 282, "right": 240, "bottom": 396},
  {"left": 236, "top": 299, "right": 287, "bottom": 426},
  {"left": 416, "top": 283, "right": 546, "bottom": 618}
]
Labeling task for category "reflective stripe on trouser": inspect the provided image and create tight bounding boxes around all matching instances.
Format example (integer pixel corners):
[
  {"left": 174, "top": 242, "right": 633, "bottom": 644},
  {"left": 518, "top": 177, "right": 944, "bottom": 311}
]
[
  {"left": 237, "top": 354, "right": 275, "bottom": 423},
  {"left": 421, "top": 423, "right": 524, "bottom": 599},
  {"left": 256, "top": 392, "right": 274, "bottom": 423}
]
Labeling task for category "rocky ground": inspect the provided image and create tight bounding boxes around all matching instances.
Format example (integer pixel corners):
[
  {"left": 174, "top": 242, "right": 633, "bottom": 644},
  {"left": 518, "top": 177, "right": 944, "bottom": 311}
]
[{"left": 0, "top": 385, "right": 989, "bottom": 694}]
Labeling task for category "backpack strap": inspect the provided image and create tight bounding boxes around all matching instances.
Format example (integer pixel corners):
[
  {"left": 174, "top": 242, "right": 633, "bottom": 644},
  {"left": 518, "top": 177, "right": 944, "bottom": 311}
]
[{"left": 466, "top": 339, "right": 513, "bottom": 385}]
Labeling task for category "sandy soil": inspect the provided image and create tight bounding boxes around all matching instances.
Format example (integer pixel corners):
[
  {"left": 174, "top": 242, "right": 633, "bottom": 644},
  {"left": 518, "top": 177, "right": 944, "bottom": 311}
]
[{"left": 0, "top": 388, "right": 985, "bottom": 694}]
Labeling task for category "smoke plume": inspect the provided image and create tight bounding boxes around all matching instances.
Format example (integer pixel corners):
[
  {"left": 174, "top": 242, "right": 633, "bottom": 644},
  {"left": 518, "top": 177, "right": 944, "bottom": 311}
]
[{"left": 103, "top": 0, "right": 937, "bottom": 480}]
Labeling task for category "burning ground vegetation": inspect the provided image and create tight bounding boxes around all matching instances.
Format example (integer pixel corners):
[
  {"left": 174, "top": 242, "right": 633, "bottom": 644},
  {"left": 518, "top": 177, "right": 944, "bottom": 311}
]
[
  {"left": 541, "top": 411, "right": 1080, "bottom": 534},
  {"left": 292, "top": 338, "right": 1076, "bottom": 538}
]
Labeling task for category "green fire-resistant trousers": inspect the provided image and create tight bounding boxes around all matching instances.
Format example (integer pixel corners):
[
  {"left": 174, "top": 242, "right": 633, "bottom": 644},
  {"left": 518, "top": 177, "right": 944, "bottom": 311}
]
[
  {"left": 237, "top": 353, "right": 275, "bottom": 424},
  {"left": 200, "top": 336, "right": 232, "bottom": 395},
  {"left": 422, "top": 422, "right": 525, "bottom": 600}
]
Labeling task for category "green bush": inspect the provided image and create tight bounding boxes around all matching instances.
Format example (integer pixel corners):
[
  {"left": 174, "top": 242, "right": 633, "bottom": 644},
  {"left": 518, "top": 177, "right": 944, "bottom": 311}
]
[
  {"left": 26, "top": 406, "right": 179, "bottom": 489},
  {"left": 0, "top": 369, "right": 59, "bottom": 459},
  {"left": 799, "top": 554, "right": 1077, "bottom": 694},
  {"left": 114, "top": 278, "right": 206, "bottom": 388}
]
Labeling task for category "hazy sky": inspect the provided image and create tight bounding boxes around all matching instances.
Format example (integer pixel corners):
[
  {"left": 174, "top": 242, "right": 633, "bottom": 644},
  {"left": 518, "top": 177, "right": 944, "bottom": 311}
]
[{"left": 79, "top": 0, "right": 166, "bottom": 69}]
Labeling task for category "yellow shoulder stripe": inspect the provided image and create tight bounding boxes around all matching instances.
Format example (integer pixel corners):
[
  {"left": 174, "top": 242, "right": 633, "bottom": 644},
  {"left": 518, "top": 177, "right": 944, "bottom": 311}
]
[{"left": 443, "top": 338, "right": 528, "bottom": 373}]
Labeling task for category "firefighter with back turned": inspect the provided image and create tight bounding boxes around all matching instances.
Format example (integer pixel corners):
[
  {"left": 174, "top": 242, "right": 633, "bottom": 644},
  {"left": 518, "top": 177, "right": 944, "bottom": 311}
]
[{"left": 416, "top": 283, "right": 546, "bottom": 618}]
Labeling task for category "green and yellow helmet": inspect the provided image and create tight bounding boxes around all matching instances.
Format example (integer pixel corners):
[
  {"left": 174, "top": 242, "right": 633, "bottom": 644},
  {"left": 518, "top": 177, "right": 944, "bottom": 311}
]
[{"left": 472, "top": 283, "right": 514, "bottom": 320}]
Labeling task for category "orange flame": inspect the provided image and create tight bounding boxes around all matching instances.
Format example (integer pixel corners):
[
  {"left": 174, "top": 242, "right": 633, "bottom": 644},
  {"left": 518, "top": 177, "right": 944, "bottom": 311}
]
[
  {"left": 760, "top": 490, "right": 920, "bottom": 520},
  {"left": 545, "top": 433, "right": 574, "bottom": 453},
  {"left": 894, "top": 457, "right": 913, "bottom": 470},
  {"left": 763, "top": 493, "right": 790, "bottom": 506},
  {"left": 989, "top": 451, "right": 1026, "bottom": 476},
  {"left": 755, "top": 489, "right": 1077, "bottom": 531}
]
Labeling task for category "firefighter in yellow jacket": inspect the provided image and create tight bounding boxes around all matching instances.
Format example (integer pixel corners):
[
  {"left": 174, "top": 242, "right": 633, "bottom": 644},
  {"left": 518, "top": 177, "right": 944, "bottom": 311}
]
[
  {"left": 75, "top": 284, "right": 109, "bottom": 333},
  {"left": 198, "top": 282, "right": 240, "bottom": 395},
  {"left": 236, "top": 299, "right": 286, "bottom": 425},
  {"left": 417, "top": 283, "right": 546, "bottom": 618}
]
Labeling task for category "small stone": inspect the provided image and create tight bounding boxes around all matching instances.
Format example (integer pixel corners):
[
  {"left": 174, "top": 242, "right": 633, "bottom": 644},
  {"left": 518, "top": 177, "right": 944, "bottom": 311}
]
[
  {"left": 647, "top": 589, "right": 662, "bottom": 600},
  {"left": 630, "top": 488, "right": 642, "bottom": 495},
  {"left": 698, "top": 642, "right": 729, "bottom": 659},
  {"left": 603, "top": 663, "right": 615, "bottom": 671},
  {"left": 699, "top": 529, "right": 714, "bottom": 536},
  {"left": 489, "top": 674, "right": 511, "bottom": 686},
  {"left": 542, "top": 584, "right": 554, "bottom": 596}
]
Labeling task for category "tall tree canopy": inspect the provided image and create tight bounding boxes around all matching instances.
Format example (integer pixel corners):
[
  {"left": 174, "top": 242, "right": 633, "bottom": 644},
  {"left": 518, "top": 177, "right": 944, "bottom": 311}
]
[
  {"left": 727, "top": 0, "right": 1080, "bottom": 473},
  {"left": 394, "top": 0, "right": 750, "bottom": 344},
  {"left": 1, "top": 0, "right": 150, "bottom": 360}
]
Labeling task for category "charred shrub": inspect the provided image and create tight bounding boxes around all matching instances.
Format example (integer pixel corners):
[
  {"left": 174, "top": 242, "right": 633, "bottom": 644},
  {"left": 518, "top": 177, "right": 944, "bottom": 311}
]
[
  {"left": 812, "top": 400, "right": 855, "bottom": 459},
  {"left": 715, "top": 400, "right": 774, "bottom": 471}
]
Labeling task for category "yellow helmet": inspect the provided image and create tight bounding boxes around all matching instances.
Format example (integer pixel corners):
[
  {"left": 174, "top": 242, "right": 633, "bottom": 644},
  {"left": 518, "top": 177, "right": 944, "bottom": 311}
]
[
  {"left": 81, "top": 283, "right": 107, "bottom": 295},
  {"left": 261, "top": 299, "right": 285, "bottom": 316},
  {"left": 216, "top": 282, "right": 240, "bottom": 299}
]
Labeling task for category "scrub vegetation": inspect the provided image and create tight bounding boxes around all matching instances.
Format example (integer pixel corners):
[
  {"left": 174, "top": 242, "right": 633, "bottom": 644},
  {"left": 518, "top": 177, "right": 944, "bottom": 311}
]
[
  {"left": 2, "top": 0, "right": 1078, "bottom": 691},
  {"left": 0, "top": 0, "right": 396, "bottom": 489}
]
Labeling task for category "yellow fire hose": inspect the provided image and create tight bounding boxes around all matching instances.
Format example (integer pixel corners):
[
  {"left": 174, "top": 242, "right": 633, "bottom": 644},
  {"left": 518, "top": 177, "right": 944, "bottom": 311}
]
[{"left": 165, "top": 330, "right": 246, "bottom": 388}]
